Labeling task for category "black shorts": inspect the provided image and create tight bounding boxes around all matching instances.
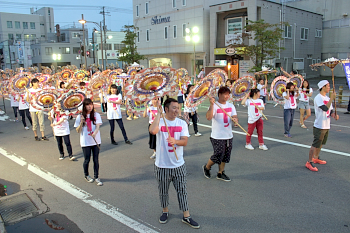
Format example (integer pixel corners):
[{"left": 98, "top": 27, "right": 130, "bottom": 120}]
[
  {"left": 177, "top": 95, "right": 184, "bottom": 103},
  {"left": 260, "top": 96, "right": 266, "bottom": 104},
  {"left": 210, "top": 137, "right": 233, "bottom": 164},
  {"left": 148, "top": 124, "right": 156, "bottom": 150},
  {"left": 312, "top": 127, "right": 329, "bottom": 148}
]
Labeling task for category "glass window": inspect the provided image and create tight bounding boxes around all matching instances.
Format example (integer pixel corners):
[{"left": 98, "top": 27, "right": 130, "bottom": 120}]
[
  {"left": 31, "top": 34, "right": 36, "bottom": 39},
  {"left": 30, "top": 22, "right": 35, "bottom": 29},
  {"left": 73, "top": 47, "right": 80, "bottom": 54},
  {"left": 24, "top": 34, "right": 29, "bottom": 41},
  {"left": 72, "top": 32, "right": 80, "bottom": 38},
  {"left": 182, "top": 24, "right": 186, "bottom": 37},
  {"left": 62, "top": 47, "right": 70, "bottom": 54},
  {"left": 164, "top": 26, "right": 168, "bottom": 39},
  {"left": 182, "top": 0, "right": 186, "bottom": 6},
  {"left": 323, "top": 21, "right": 331, "bottom": 29},
  {"left": 8, "top": 34, "right": 14, "bottom": 40},
  {"left": 173, "top": 25, "right": 177, "bottom": 38},
  {"left": 45, "top": 47, "right": 53, "bottom": 55},
  {"left": 315, "top": 29, "right": 322, "bottom": 38},
  {"left": 15, "top": 21, "right": 20, "bottom": 29},
  {"left": 300, "top": 27, "right": 309, "bottom": 40},
  {"left": 145, "top": 2, "right": 149, "bottom": 15},
  {"left": 172, "top": 0, "right": 176, "bottom": 8},
  {"left": 136, "top": 5, "right": 139, "bottom": 17},
  {"left": 146, "top": 29, "right": 149, "bottom": 42},
  {"left": 23, "top": 22, "right": 28, "bottom": 29},
  {"left": 16, "top": 34, "right": 21, "bottom": 40},
  {"left": 7, "top": 21, "right": 13, "bottom": 28},
  {"left": 283, "top": 25, "right": 292, "bottom": 38},
  {"left": 137, "top": 31, "right": 140, "bottom": 42},
  {"left": 227, "top": 17, "right": 242, "bottom": 34},
  {"left": 114, "top": 44, "right": 126, "bottom": 50},
  {"left": 60, "top": 33, "right": 66, "bottom": 42}
]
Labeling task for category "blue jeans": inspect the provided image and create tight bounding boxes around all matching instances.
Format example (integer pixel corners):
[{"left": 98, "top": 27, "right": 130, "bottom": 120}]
[
  {"left": 284, "top": 109, "right": 295, "bottom": 134},
  {"left": 82, "top": 145, "right": 100, "bottom": 179}
]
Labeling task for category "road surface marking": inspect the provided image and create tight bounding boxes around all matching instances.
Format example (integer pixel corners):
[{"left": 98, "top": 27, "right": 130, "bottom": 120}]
[{"left": 0, "top": 148, "right": 27, "bottom": 166}]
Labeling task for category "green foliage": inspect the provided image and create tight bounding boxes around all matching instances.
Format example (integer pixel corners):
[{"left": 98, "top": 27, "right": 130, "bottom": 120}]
[{"left": 119, "top": 25, "right": 145, "bottom": 65}]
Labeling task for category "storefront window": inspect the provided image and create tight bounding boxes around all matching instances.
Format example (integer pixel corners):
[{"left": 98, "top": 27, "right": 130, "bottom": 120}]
[{"left": 227, "top": 17, "right": 242, "bottom": 34}]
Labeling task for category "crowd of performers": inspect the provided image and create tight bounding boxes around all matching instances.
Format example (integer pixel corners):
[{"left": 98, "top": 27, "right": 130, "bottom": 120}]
[{"left": 0, "top": 64, "right": 341, "bottom": 229}]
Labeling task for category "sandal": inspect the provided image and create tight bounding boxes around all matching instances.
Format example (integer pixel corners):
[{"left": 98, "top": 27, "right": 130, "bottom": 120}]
[{"left": 301, "top": 124, "right": 307, "bottom": 128}]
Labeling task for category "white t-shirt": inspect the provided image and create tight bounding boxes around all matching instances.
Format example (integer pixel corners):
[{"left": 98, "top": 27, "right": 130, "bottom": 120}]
[
  {"left": 299, "top": 88, "right": 313, "bottom": 103},
  {"left": 210, "top": 102, "right": 237, "bottom": 139},
  {"left": 313, "top": 94, "right": 333, "bottom": 129},
  {"left": 245, "top": 99, "right": 264, "bottom": 124},
  {"left": 99, "top": 90, "right": 107, "bottom": 103},
  {"left": 282, "top": 92, "right": 297, "bottom": 109},
  {"left": 9, "top": 94, "right": 19, "bottom": 107},
  {"left": 257, "top": 83, "right": 267, "bottom": 97},
  {"left": 18, "top": 94, "right": 29, "bottom": 110},
  {"left": 25, "top": 88, "right": 42, "bottom": 112},
  {"left": 147, "top": 106, "right": 164, "bottom": 124},
  {"left": 51, "top": 110, "right": 70, "bottom": 136},
  {"left": 74, "top": 112, "right": 102, "bottom": 147},
  {"left": 106, "top": 94, "right": 122, "bottom": 120},
  {"left": 155, "top": 117, "right": 189, "bottom": 168}
]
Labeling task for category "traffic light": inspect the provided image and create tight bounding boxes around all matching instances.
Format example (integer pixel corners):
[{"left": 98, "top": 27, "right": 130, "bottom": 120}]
[{"left": 86, "top": 51, "right": 90, "bottom": 57}]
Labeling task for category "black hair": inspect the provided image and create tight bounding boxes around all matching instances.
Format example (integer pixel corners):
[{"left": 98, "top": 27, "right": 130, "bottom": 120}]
[
  {"left": 163, "top": 98, "right": 178, "bottom": 113},
  {"left": 108, "top": 84, "right": 120, "bottom": 95},
  {"left": 249, "top": 88, "right": 260, "bottom": 98},
  {"left": 31, "top": 78, "right": 39, "bottom": 84},
  {"left": 185, "top": 84, "right": 194, "bottom": 99},
  {"left": 225, "top": 80, "right": 232, "bottom": 87},
  {"left": 82, "top": 98, "right": 96, "bottom": 126},
  {"left": 302, "top": 80, "right": 310, "bottom": 93},
  {"left": 286, "top": 82, "right": 295, "bottom": 96},
  {"left": 59, "top": 81, "right": 65, "bottom": 88},
  {"left": 79, "top": 81, "right": 86, "bottom": 87},
  {"left": 217, "top": 86, "right": 230, "bottom": 97},
  {"left": 258, "top": 78, "right": 265, "bottom": 83}
]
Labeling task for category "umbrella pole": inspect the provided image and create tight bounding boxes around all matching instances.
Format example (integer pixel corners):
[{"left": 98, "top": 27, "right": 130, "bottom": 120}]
[
  {"left": 50, "top": 118, "right": 56, "bottom": 141},
  {"left": 331, "top": 68, "right": 337, "bottom": 118},
  {"left": 160, "top": 110, "right": 179, "bottom": 161},
  {"left": 213, "top": 102, "right": 250, "bottom": 136},
  {"left": 248, "top": 97, "right": 268, "bottom": 120}
]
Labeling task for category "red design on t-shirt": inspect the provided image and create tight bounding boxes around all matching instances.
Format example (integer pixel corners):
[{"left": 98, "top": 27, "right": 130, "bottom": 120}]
[
  {"left": 109, "top": 97, "right": 119, "bottom": 109},
  {"left": 85, "top": 117, "right": 95, "bottom": 135},
  {"left": 217, "top": 108, "right": 232, "bottom": 127},
  {"left": 250, "top": 102, "right": 261, "bottom": 116},
  {"left": 20, "top": 94, "right": 25, "bottom": 104},
  {"left": 160, "top": 126, "right": 182, "bottom": 152},
  {"left": 290, "top": 95, "right": 295, "bottom": 107},
  {"left": 303, "top": 91, "right": 308, "bottom": 101},
  {"left": 150, "top": 109, "right": 157, "bottom": 121}
]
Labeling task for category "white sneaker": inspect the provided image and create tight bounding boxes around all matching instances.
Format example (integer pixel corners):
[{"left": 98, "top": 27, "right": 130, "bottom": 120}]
[
  {"left": 126, "top": 117, "right": 132, "bottom": 120},
  {"left": 189, "top": 122, "right": 193, "bottom": 126},
  {"left": 133, "top": 116, "right": 139, "bottom": 119},
  {"left": 195, "top": 132, "right": 202, "bottom": 137},
  {"left": 245, "top": 144, "right": 254, "bottom": 150},
  {"left": 85, "top": 175, "right": 94, "bottom": 183},
  {"left": 259, "top": 145, "right": 268, "bottom": 150},
  {"left": 95, "top": 178, "right": 103, "bottom": 186},
  {"left": 150, "top": 152, "right": 156, "bottom": 159},
  {"left": 25, "top": 126, "right": 29, "bottom": 130}
]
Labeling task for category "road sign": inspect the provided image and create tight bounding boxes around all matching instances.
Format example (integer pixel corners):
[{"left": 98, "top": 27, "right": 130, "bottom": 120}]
[{"left": 225, "top": 47, "right": 236, "bottom": 56}]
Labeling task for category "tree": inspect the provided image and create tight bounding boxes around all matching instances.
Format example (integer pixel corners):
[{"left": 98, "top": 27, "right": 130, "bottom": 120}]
[
  {"left": 232, "top": 19, "right": 285, "bottom": 72},
  {"left": 118, "top": 25, "right": 145, "bottom": 66}
]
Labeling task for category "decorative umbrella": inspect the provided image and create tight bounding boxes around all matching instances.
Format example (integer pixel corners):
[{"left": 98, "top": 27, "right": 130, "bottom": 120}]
[
  {"left": 60, "top": 69, "right": 73, "bottom": 82},
  {"left": 31, "top": 88, "right": 60, "bottom": 111},
  {"left": 74, "top": 70, "right": 89, "bottom": 82},
  {"left": 230, "top": 76, "right": 256, "bottom": 102},
  {"left": 88, "top": 75, "right": 106, "bottom": 90},
  {"left": 55, "top": 89, "right": 87, "bottom": 116},
  {"left": 270, "top": 76, "right": 289, "bottom": 105},
  {"left": 289, "top": 74, "right": 304, "bottom": 89},
  {"left": 11, "top": 74, "right": 31, "bottom": 93},
  {"left": 185, "top": 77, "right": 216, "bottom": 108},
  {"left": 127, "top": 99, "right": 149, "bottom": 115}
]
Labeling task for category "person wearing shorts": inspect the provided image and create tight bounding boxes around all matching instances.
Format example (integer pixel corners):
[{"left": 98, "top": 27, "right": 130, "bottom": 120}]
[
  {"left": 306, "top": 80, "right": 339, "bottom": 172},
  {"left": 299, "top": 80, "right": 313, "bottom": 128}
]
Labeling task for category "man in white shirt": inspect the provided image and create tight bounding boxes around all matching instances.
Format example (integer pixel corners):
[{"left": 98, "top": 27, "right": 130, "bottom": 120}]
[
  {"left": 149, "top": 98, "right": 199, "bottom": 229},
  {"left": 306, "top": 80, "right": 339, "bottom": 172},
  {"left": 203, "top": 87, "right": 238, "bottom": 182}
]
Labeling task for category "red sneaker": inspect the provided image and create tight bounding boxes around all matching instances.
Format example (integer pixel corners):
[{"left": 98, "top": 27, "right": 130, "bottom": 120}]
[
  {"left": 305, "top": 161, "right": 318, "bottom": 172},
  {"left": 312, "top": 158, "right": 327, "bottom": 165}
]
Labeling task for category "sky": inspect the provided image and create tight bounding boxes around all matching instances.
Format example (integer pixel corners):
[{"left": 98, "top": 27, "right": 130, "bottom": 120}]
[{"left": 0, "top": 0, "right": 133, "bottom": 32}]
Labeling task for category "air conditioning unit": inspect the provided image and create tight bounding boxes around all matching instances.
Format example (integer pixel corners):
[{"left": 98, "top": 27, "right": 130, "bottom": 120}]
[{"left": 293, "top": 62, "right": 304, "bottom": 70}]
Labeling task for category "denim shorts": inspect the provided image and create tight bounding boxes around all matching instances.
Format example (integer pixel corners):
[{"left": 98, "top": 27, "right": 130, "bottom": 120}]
[{"left": 299, "top": 101, "right": 310, "bottom": 110}]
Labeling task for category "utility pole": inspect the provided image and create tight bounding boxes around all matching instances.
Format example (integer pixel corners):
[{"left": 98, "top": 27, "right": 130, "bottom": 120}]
[{"left": 100, "top": 6, "right": 109, "bottom": 69}]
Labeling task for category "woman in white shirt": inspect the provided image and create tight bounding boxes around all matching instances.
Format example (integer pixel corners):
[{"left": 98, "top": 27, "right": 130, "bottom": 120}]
[
  {"left": 9, "top": 93, "right": 19, "bottom": 122},
  {"left": 184, "top": 85, "right": 201, "bottom": 137},
  {"left": 17, "top": 93, "right": 32, "bottom": 130},
  {"left": 299, "top": 80, "right": 313, "bottom": 128},
  {"left": 107, "top": 84, "right": 132, "bottom": 145},
  {"left": 143, "top": 99, "right": 161, "bottom": 159},
  {"left": 74, "top": 98, "right": 103, "bottom": 186},
  {"left": 282, "top": 82, "right": 299, "bottom": 138}
]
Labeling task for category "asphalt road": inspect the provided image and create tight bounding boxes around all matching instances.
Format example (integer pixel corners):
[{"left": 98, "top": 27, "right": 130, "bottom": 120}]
[{"left": 0, "top": 96, "right": 349, "bottom": 233}]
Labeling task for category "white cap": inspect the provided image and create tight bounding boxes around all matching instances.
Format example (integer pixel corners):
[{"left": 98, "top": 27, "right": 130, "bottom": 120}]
[{"left": 317, "top": 80, "right": 329, "bottom": 90}]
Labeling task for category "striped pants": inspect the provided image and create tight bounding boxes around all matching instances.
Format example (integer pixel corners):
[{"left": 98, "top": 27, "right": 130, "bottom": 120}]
[{"left": 154, "top": 164, "right": 188, "bottom": 211}]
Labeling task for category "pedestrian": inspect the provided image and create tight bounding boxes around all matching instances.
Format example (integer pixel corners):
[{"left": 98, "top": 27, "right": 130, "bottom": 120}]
[
  {"left": 107, "top": 84, "right": 132, "bottom": 145},
  {"left": 143, "top": 99, "right": 161, "bottom": 159},
  {"left": 184, "top": 84, "right": 201, "bottom": 137},
  {"left": 177, "top": 85, "right": 185, "bottom": 117},
  {"left": 197, "top": 68, "right": 205, "bottom": 79},
  {"left": 74, "top": 98, "right": 103, "bottom": 186},
  {"left": 282, "top": 82, "right": 299, "bottom": 138},
  {"left": 241, "top": 89, "right": 268, "bottom": 150},
  {"left": 99, "top": 88, "right": 107, "bottom": 114},
  {"left": 17, "top": 92, "right": 32, "bottom": 130},
  {"left": 149, "top": 98, "right": 200, "bottom": 229},
  {"left": 49, "top": 105, "right": 75, "bottom": 161},
  {"left": 306, "top": 80, "right": 339, "bottom": 172},
  {"left": 299, "top": 80, "right": 313, "bottom": 128},
  {"left": 344, "top": 96, "right": 350, "bottom": 114},
  {"left": 203, "top": 86, "right": 238, "bottom": 182},
  {"left": 9, "top": 93, "right": 19, "bottom": 122},
  {"left": 257, "top": 78, "right": 268, "bottom": 105},
  {"left": 25, "top": 78, "right": 49, "bottom": 141}
]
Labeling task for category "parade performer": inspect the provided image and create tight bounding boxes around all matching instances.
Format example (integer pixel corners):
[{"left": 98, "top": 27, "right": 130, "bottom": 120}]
[
  {"left": 74, "top": 98, "right": 103, "bottom": 186},
  {"left": 306, "top": 80, "right": 339, "bottom": 172},
  {"left": 17, "top": 92, "right": 32, "bottom": 130},
  {"left": 9, "top": 93, "right": 19, "bottom": 122},
  {"left": 99, "top": 88, "right": 107, "bottom": 114},
  {"left": 49, "top": 105, "right": 75, "bottom": 161},
  {"left": 184, "top": 85, "right": 201, "bottom": 137},
  {"left": 282, "top": 82, "right": 299, "bottom": 138},
  {"left": 107, "top": 84, "right": 132, "bottom": 145},
  {"left": 241, "top": 89, "right": 268, "bottom": 150},
  {"left": 203, "top": 86, "right": 238, "bottom": 182},
  {"left": 25, "top": 78, "right": 49, "bottom": 141},
  {"left": 149, "top": 98, "right": 199, "bottom": 229},
  {"left": 143, "top": 99, "right": 161, "bottom": 159},
  {"left": 257, "top": 78, "right": 268, "bottom": 105},
  {"left": 299, "top": 80, "right": 313, "bottom": 128}
]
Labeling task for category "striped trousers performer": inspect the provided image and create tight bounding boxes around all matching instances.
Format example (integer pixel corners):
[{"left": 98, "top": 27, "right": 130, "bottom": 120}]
[{"left": 154, "top": 164, "right": 188, "bottom": 211}]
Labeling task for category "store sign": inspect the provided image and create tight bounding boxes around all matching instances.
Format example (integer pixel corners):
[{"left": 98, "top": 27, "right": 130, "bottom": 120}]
[
  {"left": 151, "top": 16, "right": 170, "bottom": 25},
  {"left": 227, "top": 18, "right": 242, "bottom": 34},
  {"left": 17, "top": 41, "right": 24, "bottom": 59},
  {"left": 225, "top": 47, "right": 236, "bottom": 56},
  {"left": 225, "top": 34, "right": 242, "bottom": 46}
]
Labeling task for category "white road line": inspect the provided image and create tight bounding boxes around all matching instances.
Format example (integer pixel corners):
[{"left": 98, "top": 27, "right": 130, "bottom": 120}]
[
  {"left": 0, "top": 148, "right": 159, "bottom": 233},
  {"left": 197, "top": 123, "right": 350, "bottom": 157}
]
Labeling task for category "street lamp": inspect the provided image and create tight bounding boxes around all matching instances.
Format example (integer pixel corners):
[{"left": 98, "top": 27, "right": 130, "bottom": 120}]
[
  {"left": 185, "top": 26, "right": 199, "bottom": 82},
  {"left": 52, "top": 54, "right": 61, "bottom": 60},
  {"left": 78, "top": 14, "right": 87, "bottom": 70}
]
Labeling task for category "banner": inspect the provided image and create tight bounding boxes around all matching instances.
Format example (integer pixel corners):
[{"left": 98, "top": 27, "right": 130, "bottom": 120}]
[{"left": 342, "top": 62, "right": 350, "bottom": 90}]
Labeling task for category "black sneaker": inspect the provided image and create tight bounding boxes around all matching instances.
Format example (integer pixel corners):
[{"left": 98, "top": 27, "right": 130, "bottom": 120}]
[
  {"left": 59, "top": 155, "right": 64, "bottom": 160},
  {"left": 111, "top": 141, "right": 118, "bottom": 145},
  {"left": 202, "top": 164, "right": 211, "bottom": 179},
  {"left": 344, "top": 111, "right": 350, "bottom": 114},
  {"left": 182, "top": 216, "right": 200, "bottom": 229},
  {"left": 41, "top": 136, "right": 49, "bottom": 141},
  {"left": 35, "top": 136, "right": 40, "bottom": 141},
  {"left": 125, "top": 140, "right": 133, "bottom": 145},
  {"left": 159, "top": 212, "right": 168, "bottom": 224},
  {"left": 217, "top": 171, "right": 231, "bottom": 182}
]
